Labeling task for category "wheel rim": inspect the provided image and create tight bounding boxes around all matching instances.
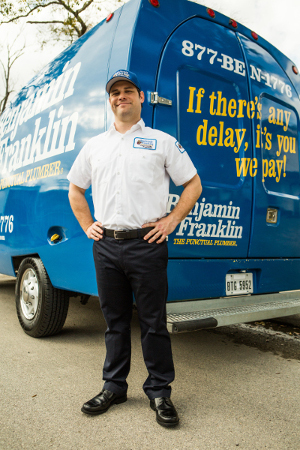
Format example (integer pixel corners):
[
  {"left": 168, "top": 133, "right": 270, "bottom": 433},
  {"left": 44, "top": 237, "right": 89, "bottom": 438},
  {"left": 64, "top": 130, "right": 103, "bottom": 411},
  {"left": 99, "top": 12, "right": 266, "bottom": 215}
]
[{"left": 20, "top": 268, "right": 39, "bottom": 320}]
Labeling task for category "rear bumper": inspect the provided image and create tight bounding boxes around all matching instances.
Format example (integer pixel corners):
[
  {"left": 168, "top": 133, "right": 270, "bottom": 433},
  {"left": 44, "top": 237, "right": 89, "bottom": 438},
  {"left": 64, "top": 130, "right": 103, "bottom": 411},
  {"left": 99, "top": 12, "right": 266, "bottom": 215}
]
[{"left": 166, "top": 290, "right": 300, "bottom": 333}]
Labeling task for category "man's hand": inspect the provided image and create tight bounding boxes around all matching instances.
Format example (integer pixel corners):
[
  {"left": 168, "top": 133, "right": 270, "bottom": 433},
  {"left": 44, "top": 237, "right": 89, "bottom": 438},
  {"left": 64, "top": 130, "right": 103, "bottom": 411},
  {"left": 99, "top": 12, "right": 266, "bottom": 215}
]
[
  {"left": 142, "top": 215, "right": 179, "bottom": 244},
  {"left": 142, "top": 174, "right": 202, "bottom": 244},
  {"left": 86, "top": 221, "right": 103, "bottom": 241}
]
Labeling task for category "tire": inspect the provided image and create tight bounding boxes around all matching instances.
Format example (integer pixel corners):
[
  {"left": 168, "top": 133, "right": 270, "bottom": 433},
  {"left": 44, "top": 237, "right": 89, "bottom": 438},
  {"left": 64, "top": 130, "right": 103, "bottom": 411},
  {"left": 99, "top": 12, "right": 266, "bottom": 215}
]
[{"left": 15, "top": 257, "right": 69, "bottom": 337}]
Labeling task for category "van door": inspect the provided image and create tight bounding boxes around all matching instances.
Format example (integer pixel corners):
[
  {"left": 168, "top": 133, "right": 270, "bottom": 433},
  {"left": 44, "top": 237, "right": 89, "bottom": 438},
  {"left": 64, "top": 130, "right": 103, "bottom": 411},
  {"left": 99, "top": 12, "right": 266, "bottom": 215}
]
[
  {"left": 238, "top": 35, "right": 300, "bottom": 257},
  {"left": 153, "top": 17, "right": 253, "bottom": 258}
]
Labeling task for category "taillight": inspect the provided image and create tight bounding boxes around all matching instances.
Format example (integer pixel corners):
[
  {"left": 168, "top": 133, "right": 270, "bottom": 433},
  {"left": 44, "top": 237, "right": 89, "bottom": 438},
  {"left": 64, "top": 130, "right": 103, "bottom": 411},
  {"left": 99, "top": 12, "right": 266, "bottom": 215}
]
[
  {"left": 149, "top": 0, "right": 160, "bottom": 7},
  {"left": 229, "top": 19, "right": 238, "bottom": 28},
  {"left": 106, "top": 13, "right": 114, "bottom": 22},
  {"left": 251, "top": 31, "right": 258, "bottom": 40},
  {"left": 207, "top": 8, "right": 215, "bottom": 18}
]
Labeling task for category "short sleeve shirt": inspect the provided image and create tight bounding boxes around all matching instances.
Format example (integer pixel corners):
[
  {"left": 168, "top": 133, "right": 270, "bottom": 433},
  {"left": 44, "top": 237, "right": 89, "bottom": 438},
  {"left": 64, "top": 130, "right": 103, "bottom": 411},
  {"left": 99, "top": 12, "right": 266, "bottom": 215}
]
[{"left": 67, "top": 119, "right": 197, "bottom": 230}]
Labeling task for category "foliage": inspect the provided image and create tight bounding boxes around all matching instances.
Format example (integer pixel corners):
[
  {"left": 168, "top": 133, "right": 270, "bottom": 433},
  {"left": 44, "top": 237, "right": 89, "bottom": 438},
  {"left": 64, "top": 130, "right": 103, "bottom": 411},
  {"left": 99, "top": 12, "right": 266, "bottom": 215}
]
[
  {"left": 0, "top": 37, "right": 25, "bottom": 114},
  {"left": 0, "top": 1, "right": 128, "bottom": 112},
  {"left": 0, "top": 1, "right": 126, "bottom": 44}
]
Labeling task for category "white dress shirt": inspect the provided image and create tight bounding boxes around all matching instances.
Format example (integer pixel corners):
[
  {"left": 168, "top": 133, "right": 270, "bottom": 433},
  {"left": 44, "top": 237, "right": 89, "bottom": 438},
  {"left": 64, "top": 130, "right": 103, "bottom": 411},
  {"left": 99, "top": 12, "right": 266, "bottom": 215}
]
[{"left": 67, "top": 119, "right": 197, "bottom": 230}]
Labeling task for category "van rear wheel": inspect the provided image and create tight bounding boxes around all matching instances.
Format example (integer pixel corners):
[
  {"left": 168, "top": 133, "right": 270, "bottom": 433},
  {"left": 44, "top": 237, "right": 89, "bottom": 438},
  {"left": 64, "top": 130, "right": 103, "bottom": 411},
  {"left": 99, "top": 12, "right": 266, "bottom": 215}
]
[{"left": 15, "top": 257, "right": 69, "bottom": 337}]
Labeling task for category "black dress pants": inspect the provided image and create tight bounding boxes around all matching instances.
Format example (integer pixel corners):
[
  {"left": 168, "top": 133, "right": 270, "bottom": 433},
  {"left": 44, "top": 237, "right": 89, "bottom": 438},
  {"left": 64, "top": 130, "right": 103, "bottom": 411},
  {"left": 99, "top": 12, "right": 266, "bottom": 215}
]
[{"left": 93, "top": 235, "right": 175, "bottom": 399}]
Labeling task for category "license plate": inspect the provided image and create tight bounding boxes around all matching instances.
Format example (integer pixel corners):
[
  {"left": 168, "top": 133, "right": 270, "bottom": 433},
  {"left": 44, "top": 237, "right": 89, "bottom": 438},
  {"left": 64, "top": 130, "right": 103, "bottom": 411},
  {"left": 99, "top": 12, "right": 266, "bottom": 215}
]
[{"left": 226, "top": 273, "right": 253, "bottom": 296}]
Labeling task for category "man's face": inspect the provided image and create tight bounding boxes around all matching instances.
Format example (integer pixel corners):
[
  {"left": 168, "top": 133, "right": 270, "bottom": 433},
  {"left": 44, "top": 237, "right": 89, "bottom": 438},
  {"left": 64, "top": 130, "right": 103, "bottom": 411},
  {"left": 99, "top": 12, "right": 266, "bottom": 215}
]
[{"left": 109, "top": 80, "right": 144, "bottom": 123}]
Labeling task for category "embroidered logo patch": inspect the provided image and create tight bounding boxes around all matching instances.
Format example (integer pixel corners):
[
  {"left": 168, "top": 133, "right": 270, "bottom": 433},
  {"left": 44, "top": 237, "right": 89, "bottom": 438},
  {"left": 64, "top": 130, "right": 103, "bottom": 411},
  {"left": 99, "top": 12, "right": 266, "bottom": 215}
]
[
  {"left": 113, "top": 70, "right": 130, "bottom": 79},
  {"left": 175, "top": 141, "right": 185, "bottom": 153},
  {"left": 133, "top": 137, "right": 157, "bottom": 150}
]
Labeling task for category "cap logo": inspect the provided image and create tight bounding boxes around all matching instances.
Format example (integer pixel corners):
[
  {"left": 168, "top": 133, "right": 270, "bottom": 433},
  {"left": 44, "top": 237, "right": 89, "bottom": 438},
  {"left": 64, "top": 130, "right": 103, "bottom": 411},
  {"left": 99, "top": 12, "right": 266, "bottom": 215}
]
[
  {"left": 113, "top": 70, "right": 130, "bottom": 79},
  {"left": 106, "top": 69, "right": 140, "bottom": 93}
]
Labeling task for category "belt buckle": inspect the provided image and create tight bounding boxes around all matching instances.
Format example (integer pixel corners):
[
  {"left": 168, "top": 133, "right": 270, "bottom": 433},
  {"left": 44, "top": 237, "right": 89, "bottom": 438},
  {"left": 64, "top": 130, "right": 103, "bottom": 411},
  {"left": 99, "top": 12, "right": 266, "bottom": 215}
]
[{"left": 114, "top": 230, "right": 126, "bottom": 240}]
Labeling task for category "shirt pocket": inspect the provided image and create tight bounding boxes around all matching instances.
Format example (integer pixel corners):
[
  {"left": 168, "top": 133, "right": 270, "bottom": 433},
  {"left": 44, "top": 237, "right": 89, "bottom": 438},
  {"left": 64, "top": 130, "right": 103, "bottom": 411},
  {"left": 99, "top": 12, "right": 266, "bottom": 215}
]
[
  {"left": 92, "top": 154, "right": 116, "bottom": 185},
  {"left": 128, "top": 150, "right": 157, "bottom": 184}
]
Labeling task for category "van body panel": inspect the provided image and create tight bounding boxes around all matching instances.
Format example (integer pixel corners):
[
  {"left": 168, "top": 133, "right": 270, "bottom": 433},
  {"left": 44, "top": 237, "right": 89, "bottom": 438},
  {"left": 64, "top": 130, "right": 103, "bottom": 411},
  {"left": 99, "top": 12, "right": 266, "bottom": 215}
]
[
  {"left": 167, "top": 258, "right": 300, "bottom": 301},
  {"left": 152, "top": 16, "right": 253, "bottom": 259},
  {"left": 238, "top": 35, "right": 300, "bottom": 257},
  {"left": 1, "top": 0, "right": 300, "bottom": 321}
]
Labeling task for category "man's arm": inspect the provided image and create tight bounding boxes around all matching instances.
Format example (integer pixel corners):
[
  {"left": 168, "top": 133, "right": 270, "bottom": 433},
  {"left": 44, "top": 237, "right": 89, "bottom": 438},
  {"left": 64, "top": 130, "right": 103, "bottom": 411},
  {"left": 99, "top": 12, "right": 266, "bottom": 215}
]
[
  {"left": 142, "top": 174, "right": 202, "bottom": 243},
  {"left": 68, "top": 183, "right": 103, "bottom": 240}
]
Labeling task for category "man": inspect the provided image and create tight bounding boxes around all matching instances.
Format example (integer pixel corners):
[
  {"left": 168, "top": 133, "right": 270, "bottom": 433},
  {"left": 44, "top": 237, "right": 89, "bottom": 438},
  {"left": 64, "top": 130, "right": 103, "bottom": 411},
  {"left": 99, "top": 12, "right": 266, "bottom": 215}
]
[{"left": 67, "top": 69, "right": 202, "bottom": 427}]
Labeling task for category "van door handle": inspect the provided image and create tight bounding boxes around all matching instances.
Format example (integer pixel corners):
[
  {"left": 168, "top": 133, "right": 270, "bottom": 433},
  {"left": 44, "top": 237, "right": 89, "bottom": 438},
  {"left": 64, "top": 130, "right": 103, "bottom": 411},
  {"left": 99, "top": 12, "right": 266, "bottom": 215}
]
[{"left": 266, "top": 208, "right": 278, "bottom": 224}]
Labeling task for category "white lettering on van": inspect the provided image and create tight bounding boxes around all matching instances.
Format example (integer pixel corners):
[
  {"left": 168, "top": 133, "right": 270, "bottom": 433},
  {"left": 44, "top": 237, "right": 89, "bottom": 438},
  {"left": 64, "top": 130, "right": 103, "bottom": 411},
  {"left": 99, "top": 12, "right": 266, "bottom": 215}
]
[
  {"left": 0, "top": 106, "right": 78, "bottom": 174},
  {"left": 181, "top": 40, "right": 293, "bottom": 98},
  {"left": 0, "top": 62, "right": 81, "bottom": 174},
  {"left": 168, "top": 196, "right": 243, "bottom": 240},
  {"left": 0, "top": 61, "right": 81, "bottom": 141}
]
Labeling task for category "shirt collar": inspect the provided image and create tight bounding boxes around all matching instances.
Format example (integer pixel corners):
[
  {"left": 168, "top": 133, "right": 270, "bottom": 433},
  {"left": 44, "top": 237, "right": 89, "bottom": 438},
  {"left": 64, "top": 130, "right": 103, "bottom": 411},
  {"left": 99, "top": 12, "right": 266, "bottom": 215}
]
[{"left": 107, "top": 118, "right": 145, "bottom": 136}]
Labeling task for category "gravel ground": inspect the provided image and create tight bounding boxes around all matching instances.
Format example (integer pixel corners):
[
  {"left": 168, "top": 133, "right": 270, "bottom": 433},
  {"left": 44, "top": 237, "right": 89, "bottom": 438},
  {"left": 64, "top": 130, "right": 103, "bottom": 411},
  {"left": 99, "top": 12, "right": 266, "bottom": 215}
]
[
  {"left": 1, "top": 274, "right": 300, "bottom": 449},
  {"left": 213, "top": 320, "right": 300, "bottom": 360}
]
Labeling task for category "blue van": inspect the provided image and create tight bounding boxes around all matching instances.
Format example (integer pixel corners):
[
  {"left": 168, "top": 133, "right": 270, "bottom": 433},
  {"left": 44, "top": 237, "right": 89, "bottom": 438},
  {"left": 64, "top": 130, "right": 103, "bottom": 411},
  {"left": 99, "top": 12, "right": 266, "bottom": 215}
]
[{"left": 1, "top": 0, "right": 300, "bottom": 337}]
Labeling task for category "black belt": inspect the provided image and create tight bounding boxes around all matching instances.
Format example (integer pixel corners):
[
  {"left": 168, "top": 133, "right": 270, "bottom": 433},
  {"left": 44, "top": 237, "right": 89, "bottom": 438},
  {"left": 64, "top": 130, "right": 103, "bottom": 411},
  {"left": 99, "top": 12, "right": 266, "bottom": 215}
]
[{"left": 103, "top": 227, "right": 154, "bottom": 240}]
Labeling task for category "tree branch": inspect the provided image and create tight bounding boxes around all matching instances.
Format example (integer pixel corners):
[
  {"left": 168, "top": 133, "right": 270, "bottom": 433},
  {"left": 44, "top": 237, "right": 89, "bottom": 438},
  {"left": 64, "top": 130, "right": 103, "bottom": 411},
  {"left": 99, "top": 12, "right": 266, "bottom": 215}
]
[
  {"left": 28, "top": 19, "right": 81, "bottom": 37},
  {"left": 77, "top": 0, "right": 94, "bottom": 15},
  {"left": 0, "top": 2, "right": 61, "bottom": 24},
  {"left": 27, "top": 20, "right": 66, "bottom": 25},
  {"left": 0, "top": 1, "right": 127, "bottom": 48},
  {"left": 0, "top": 41, "right": 24, "bottom": 114},
  {"left": 56, "top": 0, "right": 87, "bottom": 35}
]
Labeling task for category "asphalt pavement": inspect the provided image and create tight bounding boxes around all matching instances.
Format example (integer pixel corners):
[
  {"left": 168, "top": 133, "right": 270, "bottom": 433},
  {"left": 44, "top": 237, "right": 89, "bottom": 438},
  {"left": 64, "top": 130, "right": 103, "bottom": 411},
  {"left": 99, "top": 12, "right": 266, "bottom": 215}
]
[{"left": 1, "top": 274, "right": 300, "bottom": 450}]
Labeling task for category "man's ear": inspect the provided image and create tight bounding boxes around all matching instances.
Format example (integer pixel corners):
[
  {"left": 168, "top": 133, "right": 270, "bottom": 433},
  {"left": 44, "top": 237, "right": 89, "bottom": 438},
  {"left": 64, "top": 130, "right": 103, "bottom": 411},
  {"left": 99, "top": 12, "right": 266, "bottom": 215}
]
[{"left": 140, "top": 91, "right": 145, "bottom": 104}]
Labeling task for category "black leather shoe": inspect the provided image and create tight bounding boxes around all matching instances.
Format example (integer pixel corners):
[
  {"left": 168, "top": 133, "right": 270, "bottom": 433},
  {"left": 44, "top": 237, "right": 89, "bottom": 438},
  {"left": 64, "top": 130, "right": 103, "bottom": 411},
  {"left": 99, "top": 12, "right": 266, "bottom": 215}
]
[
  {"left": 81, "top": 389, "right": 127, "bottom": 415},
  {"left": 150, "top": 397, "right": 179, "bottom": 427}
]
